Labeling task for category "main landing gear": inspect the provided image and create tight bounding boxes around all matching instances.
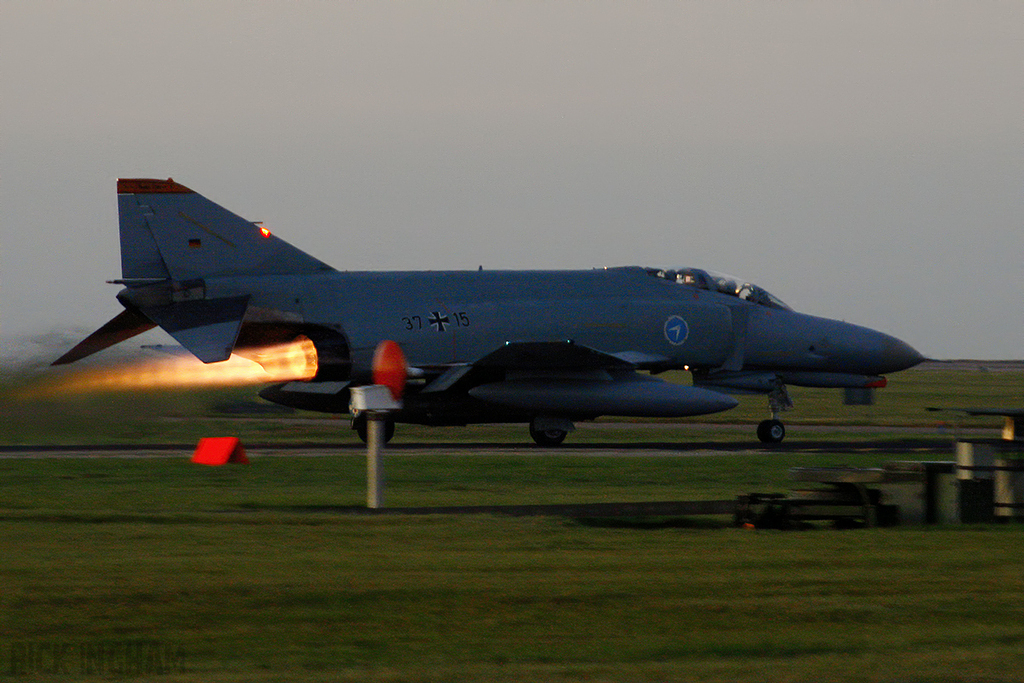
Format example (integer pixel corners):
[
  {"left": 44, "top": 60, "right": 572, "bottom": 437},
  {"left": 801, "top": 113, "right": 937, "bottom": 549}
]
[
  {"left": 529, "top": 417, "right": 575, "bottom": 447},
  {"left": 757, "top": 380, "right": 793, "bottom": 444}
]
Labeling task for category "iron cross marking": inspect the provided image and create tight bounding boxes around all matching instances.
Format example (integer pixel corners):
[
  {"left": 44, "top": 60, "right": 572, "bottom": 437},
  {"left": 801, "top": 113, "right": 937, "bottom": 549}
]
[{"left": 428, "top": 311, "right": 450, "bottom": 332}]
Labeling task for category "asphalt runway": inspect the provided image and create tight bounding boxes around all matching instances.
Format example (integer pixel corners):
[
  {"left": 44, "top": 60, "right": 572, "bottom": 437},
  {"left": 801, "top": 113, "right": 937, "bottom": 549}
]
[
  {"left": 0, "top": 434, "right": 965, "bottom": 459},
  {"left": 1, "top": 412, "right": 992, "bottom": 459},
  {"left": 0, "top": 423, "right": 979, "bottom": 520}
]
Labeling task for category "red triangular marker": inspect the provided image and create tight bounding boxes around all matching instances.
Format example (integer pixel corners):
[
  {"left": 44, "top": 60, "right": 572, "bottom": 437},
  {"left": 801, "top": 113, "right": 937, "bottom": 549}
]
[{"left": 192, "top": 437, "right": 249, "bottom": 465}]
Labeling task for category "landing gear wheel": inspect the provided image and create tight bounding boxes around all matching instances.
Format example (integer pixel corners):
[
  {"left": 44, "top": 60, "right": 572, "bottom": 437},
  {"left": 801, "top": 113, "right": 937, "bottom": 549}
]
[
  {"left": 757, "top": 419, "right": 785, "bottom": 444},
  {"left": 354, "top": 414, "right": 395, "bottom": 444},
  {"left": 529, "top": 422, "right": 568, "bottom": 447}
]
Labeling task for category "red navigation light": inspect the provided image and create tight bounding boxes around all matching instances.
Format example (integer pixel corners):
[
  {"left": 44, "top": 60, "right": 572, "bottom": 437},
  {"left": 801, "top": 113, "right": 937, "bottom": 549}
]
[{"left": 259, "top": 225, "right": 272, "bottom": 238}]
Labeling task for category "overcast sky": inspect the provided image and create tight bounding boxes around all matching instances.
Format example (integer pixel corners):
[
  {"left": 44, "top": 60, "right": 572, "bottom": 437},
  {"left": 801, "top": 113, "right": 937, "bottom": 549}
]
[{"left": 2, "top": 1, "right": 1021, "bottom": 363}]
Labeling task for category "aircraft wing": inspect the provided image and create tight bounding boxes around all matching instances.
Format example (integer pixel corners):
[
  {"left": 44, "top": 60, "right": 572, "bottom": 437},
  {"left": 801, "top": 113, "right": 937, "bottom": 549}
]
[
  {"left": 442, "top": 340, "right": 738, "bottom": 418},
  {"left": 927, "top": 406, "right": 1024, "bottom": 441},
  {"left": 926, "top": 406, "right": 1024, "bottom": 419},
  {"left": 472, "top": 340, "right": 638, "bottom": 371},
  {"left": 947, "top": 408, "right": 1024, "bottom": 418}
]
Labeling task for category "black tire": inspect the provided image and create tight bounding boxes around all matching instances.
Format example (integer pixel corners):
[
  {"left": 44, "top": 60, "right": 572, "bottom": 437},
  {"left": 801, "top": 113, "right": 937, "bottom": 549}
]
[
  {"left": 354, "top": 415, "right": 395, "bottom": 444},
  {"left": 757, "top": 419, "right": 785, "bottom": 444},
  {"left": 529, "top": 422, "right": 568, "bottom": 447}
]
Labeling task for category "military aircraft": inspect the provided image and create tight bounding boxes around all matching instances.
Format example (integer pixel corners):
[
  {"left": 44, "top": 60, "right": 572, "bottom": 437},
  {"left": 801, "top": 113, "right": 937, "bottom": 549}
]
[{"left": 54, "top": 178, "right": 925, "bottom": 445}]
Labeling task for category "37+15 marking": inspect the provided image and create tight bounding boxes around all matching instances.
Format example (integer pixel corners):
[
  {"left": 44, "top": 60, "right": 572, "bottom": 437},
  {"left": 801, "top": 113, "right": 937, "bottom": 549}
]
[{"left": 402, "top": 311, "right": 470, "bottom": 333}]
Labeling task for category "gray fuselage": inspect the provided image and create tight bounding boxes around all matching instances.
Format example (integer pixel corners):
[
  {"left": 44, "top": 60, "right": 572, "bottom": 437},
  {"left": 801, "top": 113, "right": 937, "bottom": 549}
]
[{"left": 212, "top": 265, "right": 919, "bottom": 383}]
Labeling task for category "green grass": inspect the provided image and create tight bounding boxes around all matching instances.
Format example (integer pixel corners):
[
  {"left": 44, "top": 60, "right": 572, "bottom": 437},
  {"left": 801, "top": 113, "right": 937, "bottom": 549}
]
[
  {"left": 1, "top": 455, "right": 1023, "bottom": 682},
  {"left": 0, "top": 452, "right": 900, "bottom": 513},
  {"left": 2, "top": 365, "right": 1024, "bottom": 681},
  {"left": 2, "top": 511, "right": 1024, "bottom": 681}
]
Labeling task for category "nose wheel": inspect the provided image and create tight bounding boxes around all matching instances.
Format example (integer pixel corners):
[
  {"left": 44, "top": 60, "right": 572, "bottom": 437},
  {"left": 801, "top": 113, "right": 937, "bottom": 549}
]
[
  {"left": 757, "top": 419, "right": 786, "bottom": 444},
  {"left": 758, "top": 379, "right": 792, "bottom": 444}
]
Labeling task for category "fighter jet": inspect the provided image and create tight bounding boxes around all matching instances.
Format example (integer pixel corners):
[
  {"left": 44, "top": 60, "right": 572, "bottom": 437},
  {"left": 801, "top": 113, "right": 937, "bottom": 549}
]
[{"left": 54, "top": 178, "right": 925, "bottom": 445}]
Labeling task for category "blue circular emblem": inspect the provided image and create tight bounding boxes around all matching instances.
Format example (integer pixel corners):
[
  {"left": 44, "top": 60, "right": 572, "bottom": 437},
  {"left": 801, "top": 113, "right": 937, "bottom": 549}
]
[{"left": 664, "top": 315, "right": 689, "bottom": 345}]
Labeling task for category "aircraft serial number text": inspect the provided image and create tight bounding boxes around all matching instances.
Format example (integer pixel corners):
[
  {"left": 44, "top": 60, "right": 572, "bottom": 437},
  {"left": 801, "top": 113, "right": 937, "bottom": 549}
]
[{"left": 402, "top": 311, "right": 470, "bottom": 333}]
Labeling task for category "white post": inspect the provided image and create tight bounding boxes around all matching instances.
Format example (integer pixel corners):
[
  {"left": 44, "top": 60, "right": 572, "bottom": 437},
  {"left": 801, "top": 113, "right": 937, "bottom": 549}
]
[
  {"left": 350, "top": 385, "right": 401, "bottom": 510},
  {"left": 366, "top": 413, "right": 385, "bottom": 509}
]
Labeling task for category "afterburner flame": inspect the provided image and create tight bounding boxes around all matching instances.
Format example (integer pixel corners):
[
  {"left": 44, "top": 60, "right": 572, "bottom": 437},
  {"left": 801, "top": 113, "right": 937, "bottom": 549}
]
[
  {"left": 28, "top": 338, "right": 318, "bottom": 397},
  {"left": 238, "top": 336, "right": 318, "bottom": 383}
]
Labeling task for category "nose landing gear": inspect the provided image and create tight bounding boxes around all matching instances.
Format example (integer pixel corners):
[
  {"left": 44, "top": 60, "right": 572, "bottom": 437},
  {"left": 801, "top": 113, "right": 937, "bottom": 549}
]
[
  {"left": 757, "top": 380, "right": 793, "bottom": 444},
  {"left": 757, "top": 419, "right": 786, "bottom": 444}
]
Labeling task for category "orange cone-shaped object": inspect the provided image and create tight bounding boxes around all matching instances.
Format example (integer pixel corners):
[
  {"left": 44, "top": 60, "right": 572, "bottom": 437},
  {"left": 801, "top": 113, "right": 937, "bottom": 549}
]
[{"left": 192, "top": 437, "right": 249, "bottom": 465}]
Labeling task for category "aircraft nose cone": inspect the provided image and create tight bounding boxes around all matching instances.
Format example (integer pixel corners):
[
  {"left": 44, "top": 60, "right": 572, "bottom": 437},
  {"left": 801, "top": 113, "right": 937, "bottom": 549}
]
[
  {"left": 882, "top": 337, "right": 926, "bottom": 373},
  {"left": 862, "top": 332, "right": 926, "bottom": 374},
  {"left": 818, "top": 321, "right": 926, "bottom": 375}
]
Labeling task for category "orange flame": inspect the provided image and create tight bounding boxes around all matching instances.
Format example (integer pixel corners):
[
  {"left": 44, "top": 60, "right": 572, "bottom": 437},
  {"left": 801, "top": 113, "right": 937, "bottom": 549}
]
[{"left": 24, "top": 338, "right": 318, "bottom": 398}]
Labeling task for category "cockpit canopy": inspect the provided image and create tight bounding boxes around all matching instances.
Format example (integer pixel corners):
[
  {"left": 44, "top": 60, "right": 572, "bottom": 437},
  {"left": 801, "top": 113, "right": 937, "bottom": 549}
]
[{"left": 646, "top": 267, "right": 792, "bottom": 311}]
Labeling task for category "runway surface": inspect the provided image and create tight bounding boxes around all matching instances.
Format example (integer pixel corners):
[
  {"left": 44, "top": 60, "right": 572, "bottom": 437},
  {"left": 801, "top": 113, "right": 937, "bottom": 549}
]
[
  {"left": 0, "top": 422, "right": 982, "bottom": 520},
  {"left": 0, "top": 435, "right": 964, "bottom": 459},
  {"left": 1, "top": 414, "right": 991, "bottom": 459}
]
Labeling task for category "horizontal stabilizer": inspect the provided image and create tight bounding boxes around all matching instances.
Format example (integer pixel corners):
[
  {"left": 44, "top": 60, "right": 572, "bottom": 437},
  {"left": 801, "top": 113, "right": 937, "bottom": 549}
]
[
  {"left": 52, "top": 308, "right": 156, "bottom": 365},
  {"left": 140, "top": 295, "right": 250, "bottom": 363},
  {"left": 140, "top": 344, "right": 193, "bottom": 357},
  {"left": 469, "top": 374, "right": 738, "bottom": 417}
]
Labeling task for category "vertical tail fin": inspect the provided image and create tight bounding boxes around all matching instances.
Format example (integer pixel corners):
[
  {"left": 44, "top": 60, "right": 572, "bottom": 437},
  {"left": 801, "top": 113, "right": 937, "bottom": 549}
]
[
  {"left": 55, "top": 179, "right": 334, "bottom": 366},
  {"left": 117, "top": 178, "right": 333, "bottom": 281}
]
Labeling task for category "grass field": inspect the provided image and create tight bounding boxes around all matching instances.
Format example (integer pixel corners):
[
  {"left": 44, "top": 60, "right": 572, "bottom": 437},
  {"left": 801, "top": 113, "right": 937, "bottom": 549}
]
[
  {"left": 1, "top": 365, "right": 1023, "bottom": 681},
  {"left": 1, "top": 455, "right": 1024, "bottom": 682}
]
